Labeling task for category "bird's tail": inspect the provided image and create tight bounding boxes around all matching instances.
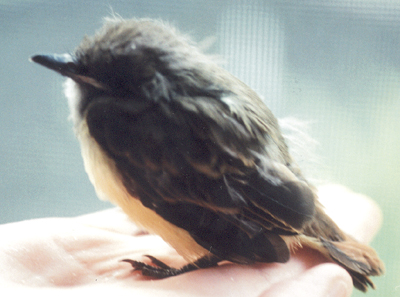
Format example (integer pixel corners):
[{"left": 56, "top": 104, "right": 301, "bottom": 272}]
[
  {"left": 301, "top": 203, "right": 385, "bottom": 292},
  {"left": 321, "top": 236, "right": 384, "bottom": 291}
]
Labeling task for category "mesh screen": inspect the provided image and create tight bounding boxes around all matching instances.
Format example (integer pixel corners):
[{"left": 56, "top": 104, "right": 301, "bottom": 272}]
[{"left": 1, "top": 1, "right": 398, "bottom": 295}]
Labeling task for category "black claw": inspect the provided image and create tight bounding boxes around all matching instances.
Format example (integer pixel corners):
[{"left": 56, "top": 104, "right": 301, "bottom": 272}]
[
  {"left": 144, "top": 255, "right": 171, "bottom": 269},
  {"left": 121, "top": 259, "right": 147, "bottom": 270},
  {"left": 121, "top": 255, "right": 220, "bottom": 278},
  {"left": 121, "top": 257, "right": 173, "bottom": 278}
]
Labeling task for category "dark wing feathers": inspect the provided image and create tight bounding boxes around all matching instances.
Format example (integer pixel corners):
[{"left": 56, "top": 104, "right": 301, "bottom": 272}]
[{"left": 86, "top": 89, "right": 316, "bottom": 263}]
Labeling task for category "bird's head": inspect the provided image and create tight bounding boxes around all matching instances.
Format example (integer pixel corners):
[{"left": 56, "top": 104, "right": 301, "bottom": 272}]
[{"left": 31, "top": 18, "right": 209, "bottom": 125}]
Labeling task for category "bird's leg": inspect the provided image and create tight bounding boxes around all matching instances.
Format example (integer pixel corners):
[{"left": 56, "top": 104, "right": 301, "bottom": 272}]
[{"left": 121, "top": 254, "right": 220, "bottom": 278}]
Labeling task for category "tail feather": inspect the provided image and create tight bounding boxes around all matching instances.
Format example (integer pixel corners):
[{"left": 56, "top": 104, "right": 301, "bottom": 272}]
[
  {"left": 350, "top": 271, "right": 375, "bottom": 292},
  {"left": 322, "top": 237, "right": 384, "bottom": 291},
  {"left": 301, "top": 203, "right": 384, "bottom": 292},
  {"left": 321, "top": 237, "right": 384, "bottom": 291}
]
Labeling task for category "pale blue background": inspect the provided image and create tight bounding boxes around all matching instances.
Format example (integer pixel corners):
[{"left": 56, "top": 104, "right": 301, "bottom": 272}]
[{"left": 1, "top": 1, "right": 399, "bottom": 295}]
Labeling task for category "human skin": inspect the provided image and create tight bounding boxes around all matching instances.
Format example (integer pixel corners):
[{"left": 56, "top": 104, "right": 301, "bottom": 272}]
[{"left": 0, "top": 185, "right": 382, "bottom": 297}]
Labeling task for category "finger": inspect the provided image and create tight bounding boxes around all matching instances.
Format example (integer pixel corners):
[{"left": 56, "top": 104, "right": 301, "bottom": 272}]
[
  {"left": 317, "top": 184, "right": 383, "bottom": 244},
  {"left": 259, "top": 263, "right": 353, "bottom": 297}
]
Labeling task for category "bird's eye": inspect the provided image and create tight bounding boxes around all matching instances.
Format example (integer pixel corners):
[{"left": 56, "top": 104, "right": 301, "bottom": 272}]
[{"left": 66, "top": 61, "right": 78, "bottom": 73}]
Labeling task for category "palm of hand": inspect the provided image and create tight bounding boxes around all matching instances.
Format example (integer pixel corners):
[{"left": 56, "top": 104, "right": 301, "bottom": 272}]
[{"left": 0, "top": 185, "right": 382, "bottom": 297}]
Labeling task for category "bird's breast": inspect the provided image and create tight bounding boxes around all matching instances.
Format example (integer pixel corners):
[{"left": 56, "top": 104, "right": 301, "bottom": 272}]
[{"left": 75, "top": 120, "right": 210, "bottom": 262}]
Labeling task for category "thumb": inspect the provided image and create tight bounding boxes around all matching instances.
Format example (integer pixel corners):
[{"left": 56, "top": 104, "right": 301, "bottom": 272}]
[{"left": 259, "top": 263, "right": 353, "bottom": 297}]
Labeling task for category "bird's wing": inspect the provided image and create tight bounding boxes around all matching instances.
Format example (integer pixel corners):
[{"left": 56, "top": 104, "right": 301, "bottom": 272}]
[{"left": 85, "top": 90, "right": 315, "bottom": 263}]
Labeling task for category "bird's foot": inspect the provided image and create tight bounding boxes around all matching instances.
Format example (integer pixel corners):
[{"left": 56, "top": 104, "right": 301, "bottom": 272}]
[
  {"left": 121, "top": 255, "right": 219, "bottom": 278},
  {"left": 121, "top": 255, "right": 183, "bottom": 278}
]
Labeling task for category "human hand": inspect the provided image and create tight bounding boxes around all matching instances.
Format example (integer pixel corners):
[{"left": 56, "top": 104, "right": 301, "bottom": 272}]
[{"left": 0, "top": 185, "right": 382, "bottom": 296}]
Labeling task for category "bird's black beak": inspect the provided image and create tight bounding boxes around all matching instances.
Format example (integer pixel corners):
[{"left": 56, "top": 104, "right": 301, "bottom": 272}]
[
  {"left": 30, "top": 53, "right": 108, "bottom": 90},
  {"left": 30, "top": 53, "right": 78, "bottom": 78}
]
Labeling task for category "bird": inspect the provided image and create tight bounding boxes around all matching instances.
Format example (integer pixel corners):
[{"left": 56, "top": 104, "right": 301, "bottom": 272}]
[{"left": 31, "top": 17, "right": 384, "bottom": 292}]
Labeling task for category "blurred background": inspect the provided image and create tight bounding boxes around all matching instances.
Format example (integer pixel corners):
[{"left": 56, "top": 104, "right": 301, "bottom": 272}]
[{"left": 0, "top": 0, "right": 398, "bottom": 295}]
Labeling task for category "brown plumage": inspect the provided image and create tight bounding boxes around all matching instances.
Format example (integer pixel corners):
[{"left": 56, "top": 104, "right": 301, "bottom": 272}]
[{"left": 31, "top": 17, "right": 384, "bottom": 292}]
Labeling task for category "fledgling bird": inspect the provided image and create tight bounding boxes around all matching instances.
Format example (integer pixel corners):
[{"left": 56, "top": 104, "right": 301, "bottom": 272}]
[{"left": 31, "top": 17, "right": 384, "bottom": 291}]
